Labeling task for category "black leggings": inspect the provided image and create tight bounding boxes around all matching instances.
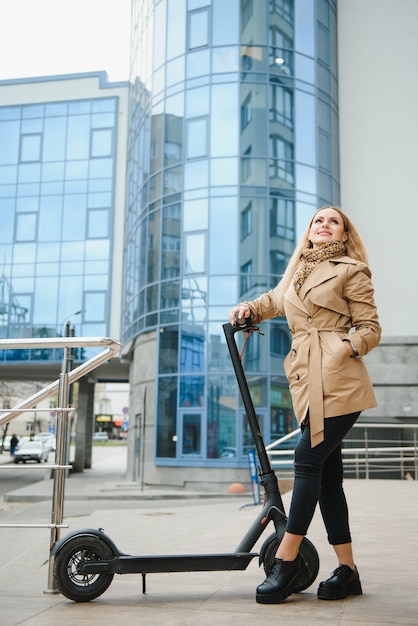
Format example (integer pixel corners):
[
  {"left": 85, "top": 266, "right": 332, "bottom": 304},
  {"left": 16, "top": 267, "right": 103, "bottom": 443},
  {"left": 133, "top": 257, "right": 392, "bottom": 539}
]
[{"left": 286, "top": 411, "right": 360, "bottom": 545}]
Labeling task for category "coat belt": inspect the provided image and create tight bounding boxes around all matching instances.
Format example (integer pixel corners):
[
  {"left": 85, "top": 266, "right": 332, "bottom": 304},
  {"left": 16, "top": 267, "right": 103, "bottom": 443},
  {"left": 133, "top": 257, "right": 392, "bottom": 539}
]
[{"left": 293, "top": 326, "right": 347, "bottom": 448}]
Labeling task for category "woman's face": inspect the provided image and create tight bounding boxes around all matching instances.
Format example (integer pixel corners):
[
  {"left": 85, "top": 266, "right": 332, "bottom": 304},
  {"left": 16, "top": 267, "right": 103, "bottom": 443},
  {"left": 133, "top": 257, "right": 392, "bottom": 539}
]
[{"left": 308, "top": 208, "right": 348, "bottom": 248}]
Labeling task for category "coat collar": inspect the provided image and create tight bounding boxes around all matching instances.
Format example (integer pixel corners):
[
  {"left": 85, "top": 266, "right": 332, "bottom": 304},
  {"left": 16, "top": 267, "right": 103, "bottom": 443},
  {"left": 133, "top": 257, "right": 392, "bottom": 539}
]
[{"left": 286, "top": 255, "right": 357, "bottom": 310}]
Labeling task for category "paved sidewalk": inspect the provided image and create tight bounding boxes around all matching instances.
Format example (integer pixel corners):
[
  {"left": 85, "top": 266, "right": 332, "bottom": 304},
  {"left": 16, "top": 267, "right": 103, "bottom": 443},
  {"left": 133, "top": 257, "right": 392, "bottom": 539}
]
[{"left": 0, "top": 449, "right": 417, "bottom": 625}]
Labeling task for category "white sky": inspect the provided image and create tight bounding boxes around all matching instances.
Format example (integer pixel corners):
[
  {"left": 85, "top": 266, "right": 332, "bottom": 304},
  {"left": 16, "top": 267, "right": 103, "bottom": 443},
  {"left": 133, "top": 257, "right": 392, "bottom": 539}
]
[{"left": 0, "top": 0, "right": 132, "bottom": 83}]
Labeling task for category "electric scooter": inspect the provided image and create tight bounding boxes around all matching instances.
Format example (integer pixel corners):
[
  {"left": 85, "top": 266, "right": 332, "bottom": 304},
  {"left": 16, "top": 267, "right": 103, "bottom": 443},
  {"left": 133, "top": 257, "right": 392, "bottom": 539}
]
[{"left": 51, "top": 319, "right": 319, "bottom": 602}]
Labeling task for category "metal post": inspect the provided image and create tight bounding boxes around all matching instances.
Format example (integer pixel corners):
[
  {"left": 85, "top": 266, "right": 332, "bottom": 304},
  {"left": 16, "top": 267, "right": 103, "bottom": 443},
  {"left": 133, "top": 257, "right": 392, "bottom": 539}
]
[
  {"left": 365, "top": 428, "right": 369, "bottom": 480},
  {"left": 45, "top": 349, "right": 70, "bottom": 593}
]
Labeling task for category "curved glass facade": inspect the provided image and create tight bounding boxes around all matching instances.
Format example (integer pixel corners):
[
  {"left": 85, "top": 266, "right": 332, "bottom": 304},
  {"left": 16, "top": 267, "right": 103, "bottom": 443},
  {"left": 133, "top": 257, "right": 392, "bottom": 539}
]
[{"left": 124, "top": 0, "right": 339, "bottom": 466}]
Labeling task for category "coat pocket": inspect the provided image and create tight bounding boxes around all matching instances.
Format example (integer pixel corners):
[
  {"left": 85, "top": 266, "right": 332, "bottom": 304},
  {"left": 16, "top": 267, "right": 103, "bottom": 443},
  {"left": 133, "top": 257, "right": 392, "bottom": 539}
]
[{"left": 321, "top": 331, "right": 352, "bottom": 372}]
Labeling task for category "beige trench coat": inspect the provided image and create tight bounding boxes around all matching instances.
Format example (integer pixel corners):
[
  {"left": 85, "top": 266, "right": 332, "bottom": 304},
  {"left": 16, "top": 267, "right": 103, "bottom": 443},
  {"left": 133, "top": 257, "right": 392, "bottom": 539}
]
[{"left": 240, "top": 255, "right": 381, "bottom": 447}]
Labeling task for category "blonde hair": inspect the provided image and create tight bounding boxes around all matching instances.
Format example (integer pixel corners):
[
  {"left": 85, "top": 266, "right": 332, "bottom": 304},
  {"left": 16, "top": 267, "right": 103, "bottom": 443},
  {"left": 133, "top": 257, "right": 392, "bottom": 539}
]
[{"left": 274, "top": 206, "right": 369, "bottom": 308}]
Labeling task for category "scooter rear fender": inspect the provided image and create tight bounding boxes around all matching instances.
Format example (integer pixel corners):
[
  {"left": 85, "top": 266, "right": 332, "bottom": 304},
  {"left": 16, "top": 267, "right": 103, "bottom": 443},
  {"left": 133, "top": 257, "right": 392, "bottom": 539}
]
[{"left": 50, "top": 527, "right": 127, "bottom": 557}]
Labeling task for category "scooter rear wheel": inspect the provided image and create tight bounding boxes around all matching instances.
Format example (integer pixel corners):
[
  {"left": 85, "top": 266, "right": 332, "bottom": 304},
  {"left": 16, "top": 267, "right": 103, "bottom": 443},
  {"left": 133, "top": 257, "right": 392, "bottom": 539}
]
[
  {"left": 261, "top": 532, "right": 319, "bottom": 592},
  {"left": 53, "top": 535, "right": 114, "bottom": 602}
]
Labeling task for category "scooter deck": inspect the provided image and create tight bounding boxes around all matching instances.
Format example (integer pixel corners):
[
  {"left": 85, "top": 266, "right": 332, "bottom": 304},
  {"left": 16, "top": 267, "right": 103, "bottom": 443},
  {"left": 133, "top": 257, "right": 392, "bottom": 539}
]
[{"left": 79, "top": 552, "right": 259, "bottom": 575}]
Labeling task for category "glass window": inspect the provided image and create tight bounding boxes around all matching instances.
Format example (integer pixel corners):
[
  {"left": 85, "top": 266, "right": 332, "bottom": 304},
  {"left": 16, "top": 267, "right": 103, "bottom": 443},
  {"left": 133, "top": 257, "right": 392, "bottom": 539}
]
[
  {"left": 207, "top": 374, "right": 237, "bottom": 458},
  {"left": 20, "top": 134, "right": 42, "bottom": 162},
  {"left": 159, "top": 326, "right": 179, "bottom": 374},
  {"left": 84, "top": 291, "right": 106, "bottom": 322},
  {"left": 166, "top": 56, "right": 185, "bottom": 87},
  {"left": 184, "top": 159, "right": 209, "bottom": 190},
  {"left": 212, "top": 46, "right": 239, "bottom": 73},
  {"left": 269, "top": 135, "right": 294, "bottom": 183},
  {"left": 12, "top": 242, "right": 36, "bottom": 263},
  {"left": 65, "top": 160, "right": 89, "bottom": 180},
  {"left": 241, "top": 93, "right": 251, "bottom": 130},
  {"left": 209, "top": 196, "right": 238, "bottom": 273},
  {"left": 269, "top": 0, "right": 293, "bottom": 23},
  {"left": 16, "top": 196, "right": 39, "bottom": 212},
  {"left": 186, "top": 49, "right": 210, "bottom": 78},
  {"left": 15, "top": 213, "right": 37, "bottom": 242},
  {"left": 184, "top": 232, "right": 206, "bottom": 273},
  {"left": 89, "top": 158, "right": 113, "bottom": 179},
  {"left": 42, "top": 161, "right": 65, "bottom": 181},
  {"left": 182, "top": 276, "right": 207, "bottom": 308},
  {"left": 85, "top": 239, "right": 109, "bottom": 260},
  {"left": 0, "top": 201, "right": 14, "bottom": 243},
  {"left": 66, "top": 115, "right": 90, "bottom": 159},
  {"left": 241, "top": 0, "right": 253, "bottom": 28},
  {"left": 213, "top": 0, "right": 239, "bottom": 45},
  {"left": 69, "top": 101, "right": 90, "bottom": 114},
  {"left": 240, "top": 260, "right": 252, "bottom": 294},
  {"left": 180, "top": 325, "right": 205, "bottom": 373},
  {"left": 180, "top": 376, "right": 205, "bottom": 406},
  {"left": 211, "top": 83, "right": 239, "bottom": 157},
  {"left": 0, "top": 121, "right": 19, "bottom": 165},
  {"left": 91, "top": 128, "right": 113, "bottom": 157},
  {"left": 161, "top": 279, "right": 180, "bottom": 309},
  {"left": 270, "top": 84, "right": 293, "bottom": 128},
  {"left": 92, "top": 98, "right": 115, "bottom": 113},
  {"left": 271, "top": 321, "right": 291, "bottom": 356},
  {"left": 241, "top": 202, "right": 252, "bottom": 240},
  {"left": 0, "top": 165, "right": 17, "bottom": 184},
  {"left": 22, "top": 104, "right": 44, "bottom": 119},
  {"left": 209, "top": 275, "right": 237, "bottom": 305},
  {"left": 188, "top": 8, "right": 209, "bottom": 50},
  {"left": 181, "top": 412, "right": 202, "bottom": 455},
  {"left": 184, "top": 198, "right": 208, "bottom": 230},
  {"left": 88, "top": 209, "right": 109, "bottom": 238},
  {"left": 186, "top": 118, "right": 207, "bottom": 159},
  {"left": 186, "top": 86, "right": 210, "bottom": 118},
  {"left": 62, "top": 194, "right": 87, "bottom": 241},
  {"left": 45, "top": 102, "right": 68, "bottom": 116},
  {"left": 156, "top": 376, "right": 177, "bottom": 458},
  {"left": 91, "top": 112, "right": 114, "bottom": 129},
  {"left": 87, "top": 192, "right": 111, "bottom": 209},
  {"left": 210, "top": 157, "right": 238, "bottom": 186},
  {"left": 270, "top": 196, "right": 294, "bottom": 239},
  {"left": 269, "top": 27, "right": 293, "bottom": 75},
  {"left": 242, "top": 145, "right": 252, "bottom": 181},
  {"left": 167, "top": 0, "right": 186, "bottom": 59},
  {"left": 18, "top": 163, "right": 41, "bottom": 183},
  {"left": 43, "top": 117, "right": 67, "bottom": 161}
]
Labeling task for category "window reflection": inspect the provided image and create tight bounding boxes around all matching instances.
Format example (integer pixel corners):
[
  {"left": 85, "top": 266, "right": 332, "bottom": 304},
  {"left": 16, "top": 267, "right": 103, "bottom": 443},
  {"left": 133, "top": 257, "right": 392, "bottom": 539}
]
[
  {"left": 157, "top": 376, "right": 177, "bottom": 458},
  {"left": 182, "top": 413, "right": 201, "bottom": 455},
  {"left": 188, "top": 9, "right": 209, "bottom": 50},
  {"left": 180, "top": 375, "right": 204, "bottom": 406}
]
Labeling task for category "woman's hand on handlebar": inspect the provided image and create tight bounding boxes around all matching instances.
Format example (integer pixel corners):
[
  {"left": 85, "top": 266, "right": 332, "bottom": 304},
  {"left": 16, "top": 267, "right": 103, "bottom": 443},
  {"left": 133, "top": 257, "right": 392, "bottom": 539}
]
[{"left": 228, "top": 305, "right": 251, "bottom": 326}]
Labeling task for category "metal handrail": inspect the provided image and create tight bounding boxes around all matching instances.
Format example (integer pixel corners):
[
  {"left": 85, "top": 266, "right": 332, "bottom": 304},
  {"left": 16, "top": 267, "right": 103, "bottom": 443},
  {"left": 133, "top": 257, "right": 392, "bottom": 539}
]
[
  {"left": 0, "top": 336, "right": 120, "bottom": 593},
  {"left": 266, "top": 423, "right": 418, "bottom": 480},
  {"left": 0, "top": 337, "right": 120, "bottom": 427}
]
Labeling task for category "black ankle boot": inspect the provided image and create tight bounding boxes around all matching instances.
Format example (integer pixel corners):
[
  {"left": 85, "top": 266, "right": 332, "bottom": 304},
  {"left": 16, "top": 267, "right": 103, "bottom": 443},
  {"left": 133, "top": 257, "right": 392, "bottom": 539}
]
[
  {"left": 317, "top": 565, "right": 362, "bottom": 600},
  {"left": 256, "top": 553, "right": 308, "bottom": 604}
]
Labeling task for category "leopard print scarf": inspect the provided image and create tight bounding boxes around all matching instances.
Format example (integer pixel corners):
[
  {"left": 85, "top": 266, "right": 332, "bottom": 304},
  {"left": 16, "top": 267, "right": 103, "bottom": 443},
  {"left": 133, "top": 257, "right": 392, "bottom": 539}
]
[{"left": 293, "top": 240, "right": 346, "bottom": 294}]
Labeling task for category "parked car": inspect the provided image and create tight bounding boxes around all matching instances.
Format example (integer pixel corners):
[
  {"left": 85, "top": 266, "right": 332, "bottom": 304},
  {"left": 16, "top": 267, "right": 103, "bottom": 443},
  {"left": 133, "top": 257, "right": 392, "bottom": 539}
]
[
  {"left": 93, "top": 432, "right": 109, "bottom": 442},
  {"left": 14, "top": 441, "right": 49, "bottom": 463},
  {"left": 34, "top": 433, "right": 56, "bottom": 451}
]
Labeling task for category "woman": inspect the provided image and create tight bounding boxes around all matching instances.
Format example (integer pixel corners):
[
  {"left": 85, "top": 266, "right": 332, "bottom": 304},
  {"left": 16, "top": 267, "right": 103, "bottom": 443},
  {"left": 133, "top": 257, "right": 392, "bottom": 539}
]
[{"left": 229, "top": 206, "right": 381, "bottom": 604}]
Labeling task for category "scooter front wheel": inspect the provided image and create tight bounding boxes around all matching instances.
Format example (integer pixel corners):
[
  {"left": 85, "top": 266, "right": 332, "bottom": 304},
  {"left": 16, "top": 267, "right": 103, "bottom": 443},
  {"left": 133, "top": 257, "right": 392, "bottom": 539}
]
[
  {"left": 261, "top": 532, "right": 319, "bottom": 592},
  {"left": 53, "top": 535, "right": 114, "bottom": 602}
]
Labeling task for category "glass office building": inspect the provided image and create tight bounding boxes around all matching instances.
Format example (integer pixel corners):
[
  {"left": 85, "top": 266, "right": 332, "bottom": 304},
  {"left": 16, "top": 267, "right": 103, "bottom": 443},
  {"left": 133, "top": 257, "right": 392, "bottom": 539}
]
[
  {"left": 124, "top": 0, "right": 339, "bottom": 477},
  {"left": 0, "top": 78, "right": 125, "bottom": 362}
]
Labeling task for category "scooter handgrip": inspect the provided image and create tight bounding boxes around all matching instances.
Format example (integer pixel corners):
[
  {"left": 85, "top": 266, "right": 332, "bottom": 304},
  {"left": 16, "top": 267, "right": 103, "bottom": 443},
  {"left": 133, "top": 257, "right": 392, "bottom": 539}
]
[{"left": 235, "top": 316, "right": 252, "bottom": 329}]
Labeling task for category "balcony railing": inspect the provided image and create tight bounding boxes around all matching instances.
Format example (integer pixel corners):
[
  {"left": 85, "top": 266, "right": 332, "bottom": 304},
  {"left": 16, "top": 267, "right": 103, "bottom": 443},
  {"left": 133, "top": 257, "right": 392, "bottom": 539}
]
[{"left": 266, "top": 423, "right": 418, "bottom": 481}]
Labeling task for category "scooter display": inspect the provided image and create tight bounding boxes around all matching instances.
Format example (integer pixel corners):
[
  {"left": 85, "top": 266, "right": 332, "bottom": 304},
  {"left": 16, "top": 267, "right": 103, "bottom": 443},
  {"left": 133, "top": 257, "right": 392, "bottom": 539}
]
[{"left": 51, "top": 319, "right": 319, "bottom": 602}]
